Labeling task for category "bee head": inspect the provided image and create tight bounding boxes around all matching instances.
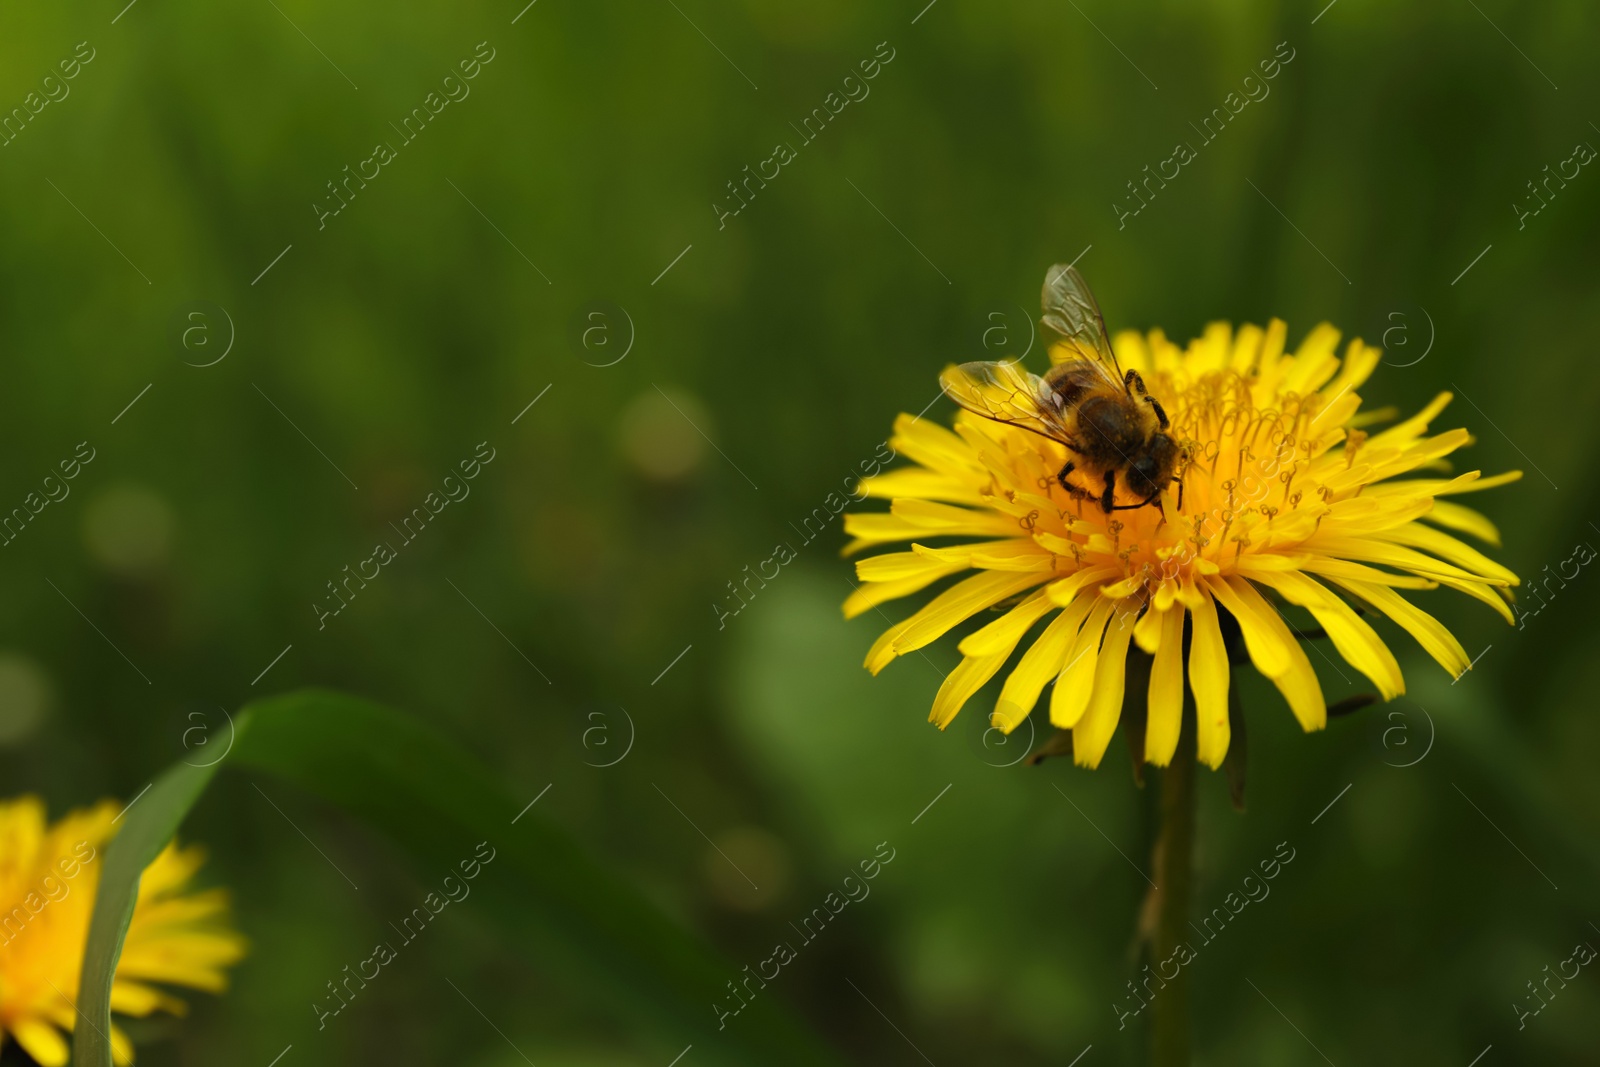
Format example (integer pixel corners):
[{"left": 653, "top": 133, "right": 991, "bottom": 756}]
[
  {"left": 1129, "top": 452, "right": 1165, "bottom": 493},
  {"left": 1128, "top": 434, "right": 1180, "bottom": 496}
]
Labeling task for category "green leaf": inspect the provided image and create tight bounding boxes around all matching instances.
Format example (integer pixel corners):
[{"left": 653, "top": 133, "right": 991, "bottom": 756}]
[
  {"left": 74, "top": 689, "right": 840, "bottom": 1066},
  {"left": 74, "top": 737, "right": 230, "bottom": 1066}
]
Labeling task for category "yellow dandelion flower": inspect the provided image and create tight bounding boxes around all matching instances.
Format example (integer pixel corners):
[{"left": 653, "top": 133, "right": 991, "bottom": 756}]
[
  {"left": 0, "top": 794, "right": 247, "bottom": 1065},
  {"left": 845, "top": 266, "right": 1519, "bottom": 770}
]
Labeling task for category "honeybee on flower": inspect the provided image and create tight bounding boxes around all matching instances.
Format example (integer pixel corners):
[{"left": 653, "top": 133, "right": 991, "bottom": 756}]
[{"left": 846, "top": 264, "right": 1519, "bottom": 770}]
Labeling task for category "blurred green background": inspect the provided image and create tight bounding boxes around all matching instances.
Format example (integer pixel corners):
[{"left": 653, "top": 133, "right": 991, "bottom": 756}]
[{"left": 3, "top": 0, "right": 1599, "bottom": 1062}]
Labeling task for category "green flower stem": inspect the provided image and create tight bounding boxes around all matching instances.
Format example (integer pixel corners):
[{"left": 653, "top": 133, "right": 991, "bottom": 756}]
[{"left": 1151, "top": 716, "right": 1196, "bottom": 1067}]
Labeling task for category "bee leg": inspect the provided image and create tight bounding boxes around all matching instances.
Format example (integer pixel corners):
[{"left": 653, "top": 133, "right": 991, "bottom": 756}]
[
  {"left": 1125, "top": 370, "right": 1171, "bottom": 428},
  {"left": 1174, "top": 476, "right": 1184, "bottom": 511},
  {"left": 1110, "top": 489, "right": 1163, "bottom": 512},
  {"left": 1100, "top": 471, "right": 1117, "bottom": 513},
  {"left": 1056, "top": 462, "right": 1095, "bottom": 503}
]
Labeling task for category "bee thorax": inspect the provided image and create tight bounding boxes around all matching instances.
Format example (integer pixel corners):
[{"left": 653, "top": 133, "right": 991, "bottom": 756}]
[{"left": 1078, "top": 395, "right": 1147, "bottom": 459}]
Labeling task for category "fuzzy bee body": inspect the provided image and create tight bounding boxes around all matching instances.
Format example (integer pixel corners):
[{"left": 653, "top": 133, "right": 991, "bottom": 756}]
[{"left": 941, "top": 265, "right": 1188, "bottom": 514}]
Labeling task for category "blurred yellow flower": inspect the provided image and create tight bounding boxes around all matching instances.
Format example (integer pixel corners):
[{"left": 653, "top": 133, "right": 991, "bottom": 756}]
[
  {"left": 846, "top": 319, "right": 1520, "bottom": 769},
  {"left": 0, "top": 794, "right": 246, "bottom": 1064}
]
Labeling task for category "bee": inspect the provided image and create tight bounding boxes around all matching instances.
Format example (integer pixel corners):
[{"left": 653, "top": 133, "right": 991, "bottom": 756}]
[{"left": 941, "top": 264, "right": 1188, "bottom": 514}]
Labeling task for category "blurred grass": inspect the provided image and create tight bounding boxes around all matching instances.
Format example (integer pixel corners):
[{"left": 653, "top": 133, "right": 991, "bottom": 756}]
[
  {"left": 80, "top": 689, "right": 842, "bottom": 1067},
  {"left": 2, "top": 0, "right": 1598, "bottom": 1062}
]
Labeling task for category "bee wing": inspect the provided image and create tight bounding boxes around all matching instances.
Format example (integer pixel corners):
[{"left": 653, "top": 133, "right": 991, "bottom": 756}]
[
  {"left": 939, "top": 360, "right": 1075, "bottom": 444},
  {"left": 1040, "top": 263, "right": 1125, "bottom": 387}
]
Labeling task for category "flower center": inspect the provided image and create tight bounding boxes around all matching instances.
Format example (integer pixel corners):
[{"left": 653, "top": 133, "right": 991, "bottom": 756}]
[{"left": 988, "top": 369, "right": 1351, "bottom": 588}]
